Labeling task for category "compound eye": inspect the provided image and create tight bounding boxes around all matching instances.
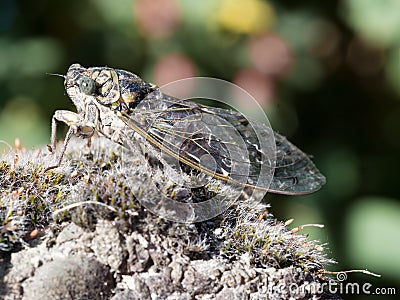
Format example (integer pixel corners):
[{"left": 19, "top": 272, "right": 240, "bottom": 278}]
[{"left": 78, "top": 76, "right": 96, "bottom": 95}]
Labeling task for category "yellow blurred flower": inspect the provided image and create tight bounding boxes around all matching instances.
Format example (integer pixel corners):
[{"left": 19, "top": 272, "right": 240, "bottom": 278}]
[{"left": 217, "top": 0, "right": 275, "bottom": 34}]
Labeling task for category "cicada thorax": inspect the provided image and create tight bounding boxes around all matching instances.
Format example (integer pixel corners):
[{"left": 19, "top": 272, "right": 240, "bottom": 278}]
[
  {"left": 116, "top": 69, "right": 159, "bottom": 110},
  {"left": 89, "top": 68, "right": 159, "bottom": 111}
]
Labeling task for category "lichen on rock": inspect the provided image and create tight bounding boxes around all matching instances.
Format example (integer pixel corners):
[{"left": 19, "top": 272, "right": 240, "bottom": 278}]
[{"left": 0, "top": 137, "right": 339, "bottom": 299}]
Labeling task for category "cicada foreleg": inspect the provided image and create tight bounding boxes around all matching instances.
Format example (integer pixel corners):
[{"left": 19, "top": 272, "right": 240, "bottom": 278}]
[{"left": 45, "top": 109, "right": 97, "bottom": 172}]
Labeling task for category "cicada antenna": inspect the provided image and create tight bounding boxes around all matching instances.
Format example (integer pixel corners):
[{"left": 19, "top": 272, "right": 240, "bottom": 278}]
[{"left": 46, "top": 72, "right": 66, "bottom": 79}]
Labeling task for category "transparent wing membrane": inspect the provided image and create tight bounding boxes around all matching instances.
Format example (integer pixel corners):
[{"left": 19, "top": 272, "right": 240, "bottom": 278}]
[{"left": 119, "top": 91, "right": 325, "bottom": 195}]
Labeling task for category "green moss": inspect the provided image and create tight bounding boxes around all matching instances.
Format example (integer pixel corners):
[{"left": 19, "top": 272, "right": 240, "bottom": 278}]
[{"left": 1, "top": 138, "right": 334, "bottom": 281}]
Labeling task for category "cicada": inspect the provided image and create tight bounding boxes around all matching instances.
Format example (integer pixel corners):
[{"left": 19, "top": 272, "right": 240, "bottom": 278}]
[{"left": 46, "top": 64, "right": 325, "bottom": 197}]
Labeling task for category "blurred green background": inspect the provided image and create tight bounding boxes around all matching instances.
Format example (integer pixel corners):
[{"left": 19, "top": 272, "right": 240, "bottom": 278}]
[{"left": 1, "top": 0, "right": 399, "bottom": 298}]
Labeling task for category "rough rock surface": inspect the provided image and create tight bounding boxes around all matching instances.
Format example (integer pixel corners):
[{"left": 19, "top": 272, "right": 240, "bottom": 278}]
[
  {"left": 0, "top": 138, "right": 340, "bottom": 299},
  {"left": 2, "top": 222, "right": 339, "bottom": 300},
  {"left": 21, "top": 255, "right": 114, "bottom": 300}
]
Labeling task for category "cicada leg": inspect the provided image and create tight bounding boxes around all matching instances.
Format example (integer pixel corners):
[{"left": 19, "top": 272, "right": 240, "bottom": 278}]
[{"left": 45, "top": 110, "right": 96, "bottom": 172}]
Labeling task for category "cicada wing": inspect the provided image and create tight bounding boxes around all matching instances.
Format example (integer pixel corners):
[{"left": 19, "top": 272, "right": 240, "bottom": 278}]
[
  {"left": 195, "top": 106, "right": 276, "bottom": 189},
  {"left": 118, "top": 93, "right": 276, "bottom": 191},
  {"left": 192, "top": 106, "right": 326, "bottom": 195},
  {"left": 119, "top": 92, "right": 325, "bottom": 195},
  {"left": 268, "top": 133, "right": 326, "bottom": 195}
]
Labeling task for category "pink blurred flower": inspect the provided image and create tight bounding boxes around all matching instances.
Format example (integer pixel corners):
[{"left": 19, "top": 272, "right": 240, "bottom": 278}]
[
  {"left": 232, "top": 68, "right": 275, "bottom": 107},
  {"left": 153, "top": 53, "right": 197, "bottom": 98},
  {"left": 248, "top": 33, "right": 294, "bottom": 78},
  {"left": 134, "top": 0, "right": 181, "bottom": 39}
]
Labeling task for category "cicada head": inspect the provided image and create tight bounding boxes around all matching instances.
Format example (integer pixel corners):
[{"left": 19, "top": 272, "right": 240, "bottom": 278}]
[
  {"left": 64, "top": 63, "right": 93, "bottom": 112},
  {"left": 65, "top": 63, "right": 121, "bottom": 110},
  {"left": 65, "top": 63, "right": 159, "bottom": 111}
]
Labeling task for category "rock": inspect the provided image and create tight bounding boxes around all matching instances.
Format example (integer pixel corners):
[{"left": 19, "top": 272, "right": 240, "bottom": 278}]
[
  {"left": 22, "top": 256, "right": 114, "bottom": 300},
  {"left": 92, "top": 220, "right": 125, "bottom": 271}
]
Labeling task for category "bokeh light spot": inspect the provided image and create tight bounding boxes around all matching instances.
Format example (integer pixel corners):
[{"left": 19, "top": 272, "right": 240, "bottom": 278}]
[
  {"left": 153, "top": 52, "right": 197, "bottom": 87},
  {"left": 217, "top": 0, "right": 274, "bottom": 34},
  {"left": 232, "top": 68, "right": 275, "bottom": 107},
  {"left": 345, "top": 197, "right": 400, "bottom": 280},
  {"left": 248, "top": 33, "right": 294, "bottom": 77},
  {"left": 134, "top": 0, "right": 181, "bottom": 39},
  {"left": 342, "top": 0, "right": 400, "bottom": 48}
]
